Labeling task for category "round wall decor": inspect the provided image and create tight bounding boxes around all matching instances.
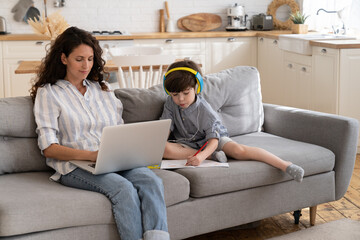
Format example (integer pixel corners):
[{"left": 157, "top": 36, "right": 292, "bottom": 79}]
[{"left": 267, "top": 0, "right": 300, "bottom": 30}]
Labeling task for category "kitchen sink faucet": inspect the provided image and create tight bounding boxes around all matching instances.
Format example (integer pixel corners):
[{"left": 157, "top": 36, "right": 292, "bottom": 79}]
[{"left": 316, "top": 8, "right": 346, "bottom": 35}]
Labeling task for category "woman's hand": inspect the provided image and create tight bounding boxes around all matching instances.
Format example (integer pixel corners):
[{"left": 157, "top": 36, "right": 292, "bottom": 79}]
[
  {"left": 89, "top": 150, "right": 98, "bottom": 162},
  {"left": 43, "top": 143, "right": 98, "bottom": 162}
]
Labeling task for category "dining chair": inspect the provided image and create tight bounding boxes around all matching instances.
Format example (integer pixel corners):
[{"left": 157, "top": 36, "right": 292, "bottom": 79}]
[{"left": 108, "top": 46, "right": 176, "bottom": 89}]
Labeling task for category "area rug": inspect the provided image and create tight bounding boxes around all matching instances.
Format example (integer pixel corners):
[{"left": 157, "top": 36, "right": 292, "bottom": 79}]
[{"left": 268, "top": 218, "right": 360, "bottom": 240}]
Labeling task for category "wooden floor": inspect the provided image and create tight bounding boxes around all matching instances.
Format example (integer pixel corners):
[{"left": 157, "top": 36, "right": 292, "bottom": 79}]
[{"left": 186, "top": 154, "right": 360, "bottom": 240}]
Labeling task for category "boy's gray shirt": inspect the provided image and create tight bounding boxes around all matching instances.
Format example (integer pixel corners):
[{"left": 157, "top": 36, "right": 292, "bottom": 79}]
[{"left": 160, "top": 95, "right": 228, "bottom": 149}]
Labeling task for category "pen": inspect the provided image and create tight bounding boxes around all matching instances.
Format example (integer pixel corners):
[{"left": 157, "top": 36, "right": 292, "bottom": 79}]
[{"left": 193, "top": 141, "right": 208, "bottom": 157}]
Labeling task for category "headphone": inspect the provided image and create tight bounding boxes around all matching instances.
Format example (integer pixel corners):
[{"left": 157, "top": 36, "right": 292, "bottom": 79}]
[{"left": 163, "top": 67, "right": 203, "bottom": 95}]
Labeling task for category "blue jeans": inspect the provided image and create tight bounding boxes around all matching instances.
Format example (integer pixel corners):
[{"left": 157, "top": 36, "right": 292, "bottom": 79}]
[{"left": 60, "top": 167, "right": 169, "bottom": 240}]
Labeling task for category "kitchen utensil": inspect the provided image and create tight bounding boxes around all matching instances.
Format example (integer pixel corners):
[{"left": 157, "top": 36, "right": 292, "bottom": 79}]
[
  {"left": 23, "top": 6, "right": 40, "bottom": 23},
  {"left": 177, "top": 13, "right": 221, "bottom": 32},
  {"left": 11, "top": 0, "right": 34, "bottom": 22},
  {"left": 165, "top": 1, "right": 175, "bottom": 32},
  {"left": 159, "top": 9, "right": 165, "bottom": 32},
  {"left": 44, "top": 0, "right": 47, "bottom": 18},
  {"left": 252, "top": 14, "right": 273, "bottom": 30},
  {"left": 226, "top": 3, "right": 248, "bottom": 31},
  {"left": 0, "top": 16, "right": 8, "bottom": 34}
]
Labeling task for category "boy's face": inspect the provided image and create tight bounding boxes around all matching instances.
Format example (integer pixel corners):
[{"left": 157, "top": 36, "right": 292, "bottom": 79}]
[{"left": 170, "top": 87, "right": 196, "bottom": 109}]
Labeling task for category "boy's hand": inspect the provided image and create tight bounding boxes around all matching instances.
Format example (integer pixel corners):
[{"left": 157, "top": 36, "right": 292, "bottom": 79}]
[{"left": 186, "top": 155, "right": 205, "bottom": 166}]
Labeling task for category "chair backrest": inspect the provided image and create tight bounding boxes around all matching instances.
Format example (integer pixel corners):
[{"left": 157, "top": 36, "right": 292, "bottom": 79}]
[{"left": 108, "top": 47, "right": 176, "bottom": 89}]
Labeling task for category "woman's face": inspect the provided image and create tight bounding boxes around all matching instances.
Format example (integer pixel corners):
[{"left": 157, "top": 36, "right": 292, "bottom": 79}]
[{"left": 61, "top": 44, "right": 94, "bottom": 83}]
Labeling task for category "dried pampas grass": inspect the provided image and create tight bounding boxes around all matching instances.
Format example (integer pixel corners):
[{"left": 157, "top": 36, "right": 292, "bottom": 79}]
[{"left": 28, "top": 11, "right": 69, "bottom": 39}]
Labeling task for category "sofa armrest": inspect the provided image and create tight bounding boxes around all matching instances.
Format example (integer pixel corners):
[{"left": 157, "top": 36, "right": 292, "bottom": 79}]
[{"left": 263, "top": 103, "right": 359, "bottom": 200}]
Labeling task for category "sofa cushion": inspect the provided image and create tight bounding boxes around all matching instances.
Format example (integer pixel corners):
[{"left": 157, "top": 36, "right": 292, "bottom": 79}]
[
  {"left": 202, "top": 66, "right": 264, "bottom": 136},
  {"left": 114, "top": 66, "right": 264, "bottom": 136},
  {"left": 0, "top": 97, "right": 49, "bottom": 174},
  {"left": 0, "top": 96, "right": 37, "bottom": 138},
  {"left": 174, "top": 132, "right": 335, "bottom": 198},
  {"left": 0, "top": 170, "right": 189, "bottom": 237},
  {"left": 0, "top": 137, "right": 48, "bottom": 174},
  {"left": 114, "top": 84, "right": 167, "bottom": 124}
]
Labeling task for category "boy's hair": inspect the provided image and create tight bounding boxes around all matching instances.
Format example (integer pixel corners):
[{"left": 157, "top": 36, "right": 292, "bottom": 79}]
[{"left": 164, "top": 60, "right": 202, "bottom": 93}]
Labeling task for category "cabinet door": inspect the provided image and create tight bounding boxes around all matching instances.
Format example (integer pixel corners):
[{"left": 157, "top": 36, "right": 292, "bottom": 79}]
[
  {"left": 134, "top": 38, "right": 206, "bottom": 72},
  {"left": 3, "top": 40, "right": 49, "bottom": 59},
  {"left": 257, "top": 37, "right": 284, "bottom": 105},
  {"left": 339, "top": 49, "right": 360, "bottom": 151},
  {"left": 295, "top": 63, "right": 312, "bottom": 110},
  {"left": 283, "top": 52, "right": 312, "bottom": 109},
  {"left": 283, "top": 61, "right": 312, "bottom": 110},
  {"left": 205, "top": 37, "right": 257, "bottom": 74},
  {"left": 311, "top": 47, "right": 339, "bottom": 114},
  {"left": 2, "top": 41, "right": 49, "bottom": 98},
  {"left": 0, "top": 42, "right": 3, "bottom": 98},
  {"left": 3, "top": 59, "right": 37, "bottom": 97},
  {"left": 283, "top": 60, "right": 297, "bottom": 107}
]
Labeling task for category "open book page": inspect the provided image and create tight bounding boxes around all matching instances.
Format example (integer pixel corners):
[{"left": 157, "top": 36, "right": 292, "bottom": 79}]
[{"left": 160, "top": 159, "right": 229, "bottom": 169}]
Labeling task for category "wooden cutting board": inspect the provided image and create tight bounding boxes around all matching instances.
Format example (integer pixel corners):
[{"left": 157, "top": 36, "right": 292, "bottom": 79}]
[{"left": 177, "top": 13, "right": 222, "bottom": 32}]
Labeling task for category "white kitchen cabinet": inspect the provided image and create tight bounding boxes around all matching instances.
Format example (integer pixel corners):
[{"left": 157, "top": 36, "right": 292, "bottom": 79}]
[
  {"left": 2, "top": 40, "right": 50, "bottom": 97},
  {"left": 0, "top": 42, "right": 3, "bottom": 98},
  {"left": 257, "top": 37, "right": 284, "bottom": 105},
  {"left": 339, "top": 49, "right": 360, "bottom": 152},
  {"left": 205, "top": 37, "right": 257, "bottom": 74},
  {"left": 134, "top": 38, "right": 206, "bottom": 73},
  {"left": 3, "top": 59, "right": 38, "bottom": 97},
  {"left": 311, "top": 47, "right": 339, "bottom": 114},
  {"left": 283, "top": 51, "right": 312, "bottom": 110}
]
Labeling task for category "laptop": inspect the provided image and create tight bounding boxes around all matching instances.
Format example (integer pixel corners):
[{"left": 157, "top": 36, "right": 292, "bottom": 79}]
[{"left": 70, "top": 119, "right": 171, "bottom": 175}]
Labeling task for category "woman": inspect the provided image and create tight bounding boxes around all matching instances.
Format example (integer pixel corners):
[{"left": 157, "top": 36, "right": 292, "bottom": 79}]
[{"left": 30, "top": 26, "right": 169, "bottom": 240}]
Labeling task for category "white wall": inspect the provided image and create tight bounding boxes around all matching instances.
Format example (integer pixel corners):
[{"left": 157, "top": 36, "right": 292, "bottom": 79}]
[{"left": 0, "top": 0, "right": 298, "bottom": 34}]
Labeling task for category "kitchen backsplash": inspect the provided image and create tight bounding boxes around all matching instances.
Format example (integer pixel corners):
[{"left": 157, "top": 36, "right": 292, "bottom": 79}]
[{"left": 0, "top": 0, "right": 300, "bottom": 34}]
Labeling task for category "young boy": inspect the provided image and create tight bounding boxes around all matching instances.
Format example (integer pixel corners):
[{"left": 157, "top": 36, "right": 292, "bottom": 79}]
[{"left": 160, "top": 60, "right": 304, "bottom": 182}]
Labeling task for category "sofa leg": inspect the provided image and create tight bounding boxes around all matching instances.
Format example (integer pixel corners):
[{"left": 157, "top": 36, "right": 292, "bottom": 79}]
[
  {"left": 293, "top": 210, "right": 302, "bottom": 224},
  {"left": 310, "top": 205, "right": 317, "bottom": 226}
]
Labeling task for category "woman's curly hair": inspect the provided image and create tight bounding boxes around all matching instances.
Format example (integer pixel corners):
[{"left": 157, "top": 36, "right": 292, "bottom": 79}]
[{"left": 30, "top": 26, "right": 109, "bottom": 101}]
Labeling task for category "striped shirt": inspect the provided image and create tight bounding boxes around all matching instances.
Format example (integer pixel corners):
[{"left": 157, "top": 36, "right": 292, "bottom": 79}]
[{"left": 34, "top": 79, "right": 123, "bottom": 181}]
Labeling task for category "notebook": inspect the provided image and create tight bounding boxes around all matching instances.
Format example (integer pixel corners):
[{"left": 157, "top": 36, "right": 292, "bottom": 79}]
[{"left": 70, "top": 119, "right": 171, "bottom": 175}]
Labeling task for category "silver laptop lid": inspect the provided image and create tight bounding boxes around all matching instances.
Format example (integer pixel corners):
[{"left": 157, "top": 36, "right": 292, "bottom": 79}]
[{"left": 93, "top": 119, "right": 171, "bottom": 174}]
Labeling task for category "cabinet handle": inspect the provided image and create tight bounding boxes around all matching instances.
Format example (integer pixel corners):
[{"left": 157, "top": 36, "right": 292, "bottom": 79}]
[
  {"left": 321, "top": 48, "right": 327, "bottom": 54},
  {"left": 165, "top": 39, "right": 174, "bottom": 44},
  {"left": 259, "top": 37, "right": 264, "bottom": 42},
  {"left": 301, "top": 67, "right": 307, "bottom": 72},
  {"left": 288, "top": 63, "right": 293, "bottom": 69},
  {"left": 273, "top": 40, "right": 278, "bottom": 45},
  {"left": 227, "top": 37, "right": 235, "bottom": 42},
  {"left": 35, "top": 41, "right": 45, "bottom": 45}
]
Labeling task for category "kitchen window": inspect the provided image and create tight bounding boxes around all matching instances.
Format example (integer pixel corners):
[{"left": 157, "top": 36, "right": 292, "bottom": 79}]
[{"left": 302, "top": 0, "right": 359, "bottom": 35}]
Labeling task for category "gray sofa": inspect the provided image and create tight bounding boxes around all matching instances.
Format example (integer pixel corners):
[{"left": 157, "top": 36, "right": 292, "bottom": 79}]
[{"left": 0, "top": 66, "right": 358, "bottom": 240}]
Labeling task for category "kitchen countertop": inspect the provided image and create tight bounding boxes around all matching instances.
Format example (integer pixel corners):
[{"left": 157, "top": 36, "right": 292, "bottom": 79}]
[
  {"left": 1, "top": 30, "right": 360, "bottom": 49},
  {"left": 309, "top": 39, "right": 360, "bottom": 49},
  {"left": 0, "top": 30, "right": 291, "bottom": 41}
]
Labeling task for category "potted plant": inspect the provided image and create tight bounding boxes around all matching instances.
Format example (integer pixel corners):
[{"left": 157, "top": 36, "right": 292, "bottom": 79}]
[{"left": 290, "top": 11, "right": 309, "bottom": 34}]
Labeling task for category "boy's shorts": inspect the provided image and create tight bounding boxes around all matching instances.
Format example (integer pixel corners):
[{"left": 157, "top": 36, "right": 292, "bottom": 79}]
[
  {"left": 180, "top": 136, "right": 234, "bottom": 151},
  {"left": 216, "top": 136, "right": 233, "bottom": 151}
]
